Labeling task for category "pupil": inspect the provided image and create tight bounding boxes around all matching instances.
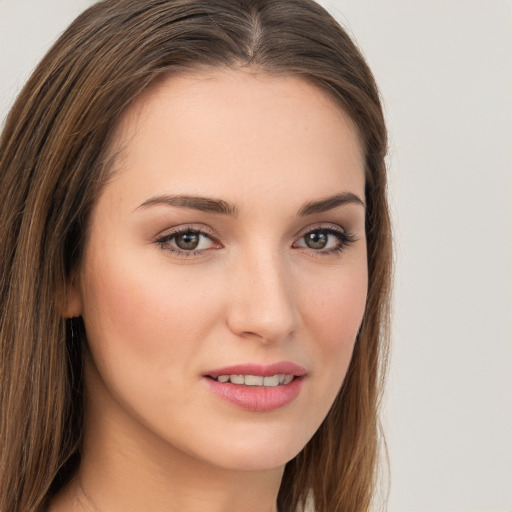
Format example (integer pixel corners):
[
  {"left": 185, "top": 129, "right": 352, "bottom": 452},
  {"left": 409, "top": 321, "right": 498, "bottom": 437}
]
[
  {"left": 306, "top": 231, "right": 327, "bottom": 249},
  {"left": 176, "top": 232, "right": 199, "bottom": 250}
]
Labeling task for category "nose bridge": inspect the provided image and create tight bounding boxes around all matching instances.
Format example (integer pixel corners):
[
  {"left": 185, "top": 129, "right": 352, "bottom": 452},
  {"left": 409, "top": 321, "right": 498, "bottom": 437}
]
[{"left": 226, "top": 244, "right": 298, "bottom": 343}]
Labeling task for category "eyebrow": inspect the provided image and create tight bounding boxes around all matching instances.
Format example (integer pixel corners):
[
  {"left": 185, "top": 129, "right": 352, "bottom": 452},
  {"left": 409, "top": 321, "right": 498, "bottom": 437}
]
[
  {"left": 136, "top": 194, "right": 239, "bottom": 215},
  {"left": 298, "top": 192, "right": 366, "bottom": 216},
  {"left": 135, "top": 191, "right": 365, "bottom": 216}
]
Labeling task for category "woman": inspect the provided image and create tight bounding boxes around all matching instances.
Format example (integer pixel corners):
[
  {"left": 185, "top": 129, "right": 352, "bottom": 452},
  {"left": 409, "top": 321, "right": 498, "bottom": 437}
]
[{"left": 0, "top": 1, "right": 391, "bottom": 511}]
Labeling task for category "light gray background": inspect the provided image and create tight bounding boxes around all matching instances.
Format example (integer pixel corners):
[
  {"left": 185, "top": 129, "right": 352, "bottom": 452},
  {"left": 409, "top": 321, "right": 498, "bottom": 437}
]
[{"left": 1, "top": 1, "right": 511, "bottom": 511}]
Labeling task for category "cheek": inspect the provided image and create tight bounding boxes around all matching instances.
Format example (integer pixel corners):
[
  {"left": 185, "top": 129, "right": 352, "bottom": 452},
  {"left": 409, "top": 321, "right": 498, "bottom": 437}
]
[
  {"left": 81, "top": 259, "right": 158, "bottom": 349},
  {"left": 320, "top": 279, "right": 366, "bottom": 344},
  {"left": 79, "top": 253, "right": 222, "bottom": 430},
  {"left": 305, "top": 262, "right": 367, "bottom": 348},
  {"left": 298, "top": 258, "right": 368, "bottom": 399},
  {"left": 80, "top": 250, "right": 222, "bottom": 373}
]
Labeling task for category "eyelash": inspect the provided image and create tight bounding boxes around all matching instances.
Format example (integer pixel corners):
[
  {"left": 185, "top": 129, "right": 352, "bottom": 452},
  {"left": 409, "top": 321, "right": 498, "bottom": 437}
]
[
  {"left": 155, "top": 226, "right": 219, "bottom": 257},
  {"left": 294, "top": 225, "right": 357, "bottom": 256},
  {"left": 154, "top": 224, "right": 357, "bottom": 257}
]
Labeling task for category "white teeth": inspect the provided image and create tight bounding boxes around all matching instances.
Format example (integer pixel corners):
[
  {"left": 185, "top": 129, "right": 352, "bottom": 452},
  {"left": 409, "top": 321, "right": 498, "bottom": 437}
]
[
  {"left": 245, "top": 375, "right": 264, "bottom": 386},
  {"left": 283, "top": 375, "right": 294, "bottom": 385},
  {"left": 214, "top": 374, "right": 295, "bottom": 386},
  {"left": 263, "top": 375, "right": 280, "bottom": 387},
  {"left": 230, "top": 374, "right": 245, "bottom": 385}
]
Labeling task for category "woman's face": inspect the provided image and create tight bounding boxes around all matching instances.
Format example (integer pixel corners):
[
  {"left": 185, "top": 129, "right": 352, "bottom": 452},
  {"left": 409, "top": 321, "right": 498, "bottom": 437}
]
[{"left": 72, "top": 69, "right": 367, "bottom": 471}]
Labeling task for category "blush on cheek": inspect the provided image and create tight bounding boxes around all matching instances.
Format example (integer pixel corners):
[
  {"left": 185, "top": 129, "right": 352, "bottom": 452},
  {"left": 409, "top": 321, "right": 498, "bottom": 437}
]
[
  {"left": 83, "top": 252, "right": 219, "bottom": 372},
  {"left": 313, "top": 277, "right": 367, "bottom": 348},
  {"left": 81, "top": 256, "right": 154, "bottom": 352}
]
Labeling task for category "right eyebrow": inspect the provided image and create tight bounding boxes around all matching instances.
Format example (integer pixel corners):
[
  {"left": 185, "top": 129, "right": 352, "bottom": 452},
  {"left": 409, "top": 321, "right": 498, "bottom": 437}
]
[{"left": 134, "top": 194, "right": 239, "bottom": 216}]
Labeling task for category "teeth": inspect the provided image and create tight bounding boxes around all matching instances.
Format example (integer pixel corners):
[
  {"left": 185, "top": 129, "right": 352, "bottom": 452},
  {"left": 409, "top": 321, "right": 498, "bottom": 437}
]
[
  {"left": 230, "top": 375, "right": 245, "bottom": 385},
  {"left": 283, "top": 374, "right": 294, "bottom": 385},
  {"left": 245, "top": 375, "right": 264, "bottom": 386},
  {"left": 214, "top": 374, "right": 295, "bottom": 387},
  {"left": 263, "top": 375, "right": 280, "bottom": 387}
]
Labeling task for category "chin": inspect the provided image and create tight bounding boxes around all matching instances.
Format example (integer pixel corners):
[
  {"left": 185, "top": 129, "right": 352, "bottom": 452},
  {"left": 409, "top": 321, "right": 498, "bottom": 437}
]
[{"left": 185, "top": 424, "right": 312, "bottom": 472}]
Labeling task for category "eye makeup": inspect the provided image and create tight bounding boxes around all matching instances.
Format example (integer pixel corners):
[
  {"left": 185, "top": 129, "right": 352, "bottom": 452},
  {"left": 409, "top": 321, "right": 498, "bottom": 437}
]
[
  {"left": 153, "top": 222, "right": 357, "bottom": 258},
  {"left": 293, "top": 225, "right": 357, "bottom": 255}
]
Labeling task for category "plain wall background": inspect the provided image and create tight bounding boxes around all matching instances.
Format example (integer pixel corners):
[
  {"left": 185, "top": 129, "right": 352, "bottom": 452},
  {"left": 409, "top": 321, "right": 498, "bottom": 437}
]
[{"left": 1, "top": 1, "right": 511, "bottom": 511}]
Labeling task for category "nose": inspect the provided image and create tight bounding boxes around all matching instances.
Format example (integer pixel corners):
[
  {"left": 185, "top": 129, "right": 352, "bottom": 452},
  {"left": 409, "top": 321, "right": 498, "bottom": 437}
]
[{"left": 225, "top": 250, "right": 299, "bottom": 344}]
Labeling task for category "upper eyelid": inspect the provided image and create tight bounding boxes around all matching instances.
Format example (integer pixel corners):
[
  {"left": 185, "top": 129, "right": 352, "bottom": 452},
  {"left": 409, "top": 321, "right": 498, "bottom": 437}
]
[
  {"left": 153, "top": 222, "right": 354, "bottom": 246},
  {"left": 156, "top": 223, "right": 346, "bottom": 237},
  {"left": 293, "top": 222, "right": 348, "bottom": 239},
  {"left": 154, "top": 224, "right": 218, "bottom": 241},
  {"left": 294, "top": 226, "right": 353, "bottom": 244},
  {"left": 154, "top": 228, "right": 220, "bottom": 255}
]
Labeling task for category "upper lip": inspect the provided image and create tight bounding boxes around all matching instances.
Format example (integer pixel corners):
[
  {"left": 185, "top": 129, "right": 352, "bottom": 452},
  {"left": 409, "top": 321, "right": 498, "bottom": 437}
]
[{"left": 205, "top": 361, "right": 307, "bottom": 379}]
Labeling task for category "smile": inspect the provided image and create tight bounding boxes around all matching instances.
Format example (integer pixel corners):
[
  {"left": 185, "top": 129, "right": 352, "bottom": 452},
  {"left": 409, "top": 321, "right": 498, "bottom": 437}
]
[
  {"left": 213, "top": 374, "right": 295, "bottom": 386},
  {"left": 204, "top": 362, "right": 306, "bottom": 411}
]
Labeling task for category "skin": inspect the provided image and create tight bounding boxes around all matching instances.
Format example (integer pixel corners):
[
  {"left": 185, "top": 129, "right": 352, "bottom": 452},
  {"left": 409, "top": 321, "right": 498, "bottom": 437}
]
[{"left": 52, "top": 69, "right": 368, "bottom": 512}]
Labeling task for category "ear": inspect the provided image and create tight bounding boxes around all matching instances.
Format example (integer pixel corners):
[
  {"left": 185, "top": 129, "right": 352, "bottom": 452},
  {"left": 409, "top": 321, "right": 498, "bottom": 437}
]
[{"left": 59, "top": 272, "right": 83, "bottom": 319}]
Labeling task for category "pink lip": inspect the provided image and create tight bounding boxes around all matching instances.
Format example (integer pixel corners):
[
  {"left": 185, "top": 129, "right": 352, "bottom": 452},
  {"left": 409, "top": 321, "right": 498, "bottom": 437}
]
[{"left": 203, "top": 361, "right": 307, "bottom": 412}]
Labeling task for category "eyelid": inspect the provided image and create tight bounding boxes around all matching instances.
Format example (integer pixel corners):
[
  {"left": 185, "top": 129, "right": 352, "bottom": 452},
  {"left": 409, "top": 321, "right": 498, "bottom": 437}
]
[
  {"left": 153, "top": 222, "right": 218, "bottom": 240},
  {"left": 294, "top": 222, "right": 350, "bottom": 240},
  {"left": 152, "top": 222, "right": 357, "bottom": 257},
  {"left": 293, "top": 223, "right": 358, "bottom": 254},
  {"left": 153, "top": 224, "right": 222, "bottom": 256}
]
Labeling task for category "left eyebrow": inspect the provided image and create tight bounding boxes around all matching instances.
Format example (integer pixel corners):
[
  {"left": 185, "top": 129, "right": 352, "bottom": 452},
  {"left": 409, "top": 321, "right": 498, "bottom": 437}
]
[{"left": 298, "top": 192, "right": 366, "bottom": 216}]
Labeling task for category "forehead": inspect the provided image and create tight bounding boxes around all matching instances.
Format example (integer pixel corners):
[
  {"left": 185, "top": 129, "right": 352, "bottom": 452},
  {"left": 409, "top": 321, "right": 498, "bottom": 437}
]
[{"left": 101, "top": 68, "right": 365, "bottom": 209}]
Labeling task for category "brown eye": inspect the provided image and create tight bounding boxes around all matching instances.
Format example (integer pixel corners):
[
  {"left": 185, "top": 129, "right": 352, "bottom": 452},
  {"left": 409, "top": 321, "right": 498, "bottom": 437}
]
[
  {"left": 294, "top": 226, "right": 355, "bottom": 254},
  {"left": 175, "top": 231, "right": 200, "bottom": 250},
  {"left": 156, "top": 228, "right": 219, "bottom": 255},
  {"left": 304, "top": 231, "right": 328, "bottom": 249}
]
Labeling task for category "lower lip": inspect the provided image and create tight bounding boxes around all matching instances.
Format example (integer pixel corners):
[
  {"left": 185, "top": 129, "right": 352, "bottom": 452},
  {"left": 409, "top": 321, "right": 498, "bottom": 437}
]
[{"left": 203, "top": 376, "right": 304, "bottom": 412}]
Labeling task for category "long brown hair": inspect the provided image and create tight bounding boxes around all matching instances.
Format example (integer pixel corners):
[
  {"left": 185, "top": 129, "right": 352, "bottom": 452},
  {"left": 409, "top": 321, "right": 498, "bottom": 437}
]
[{"left": 0, "top": 1, "right": 391, "bottom": 511}]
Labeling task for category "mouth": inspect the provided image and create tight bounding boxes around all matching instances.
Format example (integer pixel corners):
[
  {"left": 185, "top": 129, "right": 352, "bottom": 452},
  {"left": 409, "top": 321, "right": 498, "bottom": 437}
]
[
  {"left": 203, "top": 362, "right": 306, "bottom": 411},
  {"left": 204, "top": 361, "right": 306, "bottom": 385},
  {"left": 207, "top": 374, "right": 296, "bottom": 386}
]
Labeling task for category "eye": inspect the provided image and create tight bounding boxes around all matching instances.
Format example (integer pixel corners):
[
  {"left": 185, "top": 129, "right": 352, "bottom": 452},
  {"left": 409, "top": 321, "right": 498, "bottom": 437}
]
[
  {"left": 294, "top": 226, "right": 356, "bottom": 254},
  {"left": 155, "top": 228, "right": 219, "bottom": 255}
]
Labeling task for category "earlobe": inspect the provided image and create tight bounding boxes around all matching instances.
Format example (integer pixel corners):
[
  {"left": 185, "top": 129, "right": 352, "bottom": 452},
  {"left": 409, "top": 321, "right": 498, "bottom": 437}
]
[{"left": 59, "top": 273, "right": 83, "bottom": 319}]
